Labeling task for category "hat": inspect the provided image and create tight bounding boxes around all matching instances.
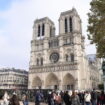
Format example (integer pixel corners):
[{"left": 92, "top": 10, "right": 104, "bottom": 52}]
[
  {"left": 13, "top": 92, "right": 17, "bottom": 95},
  {"left": 48, "top": 91, "right": 51, "bottom": 94}
]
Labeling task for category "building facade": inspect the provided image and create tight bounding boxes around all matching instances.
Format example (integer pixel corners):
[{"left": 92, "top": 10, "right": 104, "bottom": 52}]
[
  {"left": 86, "top": 54, "right": 102, "bottom": 89},
  {"left": 28, "top": 8, "right": 102, "bottom": 90},
  {"left": 0, "top": 68, "right": 28, "bottom": 89}
]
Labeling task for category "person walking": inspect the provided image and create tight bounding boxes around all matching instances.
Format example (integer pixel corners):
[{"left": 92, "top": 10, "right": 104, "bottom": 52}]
[
  {"left": 91, "top": 89, "right": 97, "bottom": 105},
  {"left": 22, "top": 94, "right": 29, "bottom": 105},
  {"left": 55, "top": 93, "right": 62, "bottom": 105},
  {"left": 63, "top": 91, "right": 71, "bottom": 105},
  {"left": 3, "top": 91, "right": 9, "bottom": 105},
  {"left": 0, "top": 93, "right": 4, "bottom": 105},
  {"left": 100, "top": 91, "right": 105, "bottom": 105},
  {"left": 35, "top": 91, "right": 41, "bottom": 105},
  {"left": 84, "top": 91, "right": 91, "bottom": 105},
  {"left": 9, "top": 93, "right": 20, "bottom": 105},
  {"left": 71, "top": 91, "right": 80, "bottom": 105}
]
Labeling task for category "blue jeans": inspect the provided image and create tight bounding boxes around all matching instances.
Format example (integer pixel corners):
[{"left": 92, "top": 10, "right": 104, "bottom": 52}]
[
  {"left": 23, "top": 101, "right": 29, "bottom": 105},
  {"left": 92, "top": 100, "right": 97, "bottom": 105},
  {"left": 85, "top": 102, "right": 91, "bottom": 105}
]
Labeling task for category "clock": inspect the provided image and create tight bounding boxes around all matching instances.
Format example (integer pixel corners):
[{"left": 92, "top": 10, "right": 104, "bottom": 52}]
[{"left": 50, "top": 52, "right": 59, "bottom": 63}]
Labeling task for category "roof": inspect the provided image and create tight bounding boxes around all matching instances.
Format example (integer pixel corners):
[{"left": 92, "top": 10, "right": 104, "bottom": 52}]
[
  {"left": 60, "top": 8, "right": 79, "bottom": 17},
  {"left": 35, "top": 17, "right": 54, "bottom": 25},
  {"left": 0, "top": 68, "right": 28, "bottom": 74}
]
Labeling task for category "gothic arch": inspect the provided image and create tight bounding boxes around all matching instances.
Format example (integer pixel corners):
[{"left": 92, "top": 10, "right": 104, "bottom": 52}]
[
  {"left": 32, "top": 76, "right": 42, "bottom": 88},
  {"left": 45, "top": 73, "right": 59, "bottom": 88},
  {"left": 63, "top": 73, "right": 75, "bottom": 90},
  {"left": 69, "top": 17, "right": 73, "bottom": 32}
]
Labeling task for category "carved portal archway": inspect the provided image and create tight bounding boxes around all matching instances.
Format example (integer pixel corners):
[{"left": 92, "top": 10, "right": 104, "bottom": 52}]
[
  {"left": 32, "top": 76, "right": 42, "bottom": 89},
  {"left": 63, "top": 73, "right": 75, "bottom": 90},
  {"left": 45, "top": 73, "right": 59, "bottom": 89}
]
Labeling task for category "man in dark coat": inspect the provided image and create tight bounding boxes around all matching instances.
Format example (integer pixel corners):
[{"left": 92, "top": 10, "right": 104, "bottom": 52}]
[
  {"left": 63, "top": 91, "right": 71, "bottom": 105},
  {"left": 35, "top": 91, "right": 41, "bottom": 105}
]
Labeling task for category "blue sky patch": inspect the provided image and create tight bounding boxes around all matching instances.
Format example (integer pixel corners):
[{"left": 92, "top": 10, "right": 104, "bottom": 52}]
[
  {"left": 0, "top": 18, "right": 7, "bottom": 28},
  {"left": 0, "top": 0, "right": 13, "bottom": 11}
]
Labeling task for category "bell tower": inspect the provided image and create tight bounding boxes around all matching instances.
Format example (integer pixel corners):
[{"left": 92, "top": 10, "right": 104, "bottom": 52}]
[
  {"left": 32, "top": 17, "right": 55, "bottom": 40},
  {"left": 30, "top": 17, "right": 56, "bottom": 67},
  {"left": 58, "top": 8, "right": 85, "bottom": 90},
  {"left": 59, "top": 8, "right": 82, "bottom": 35}
]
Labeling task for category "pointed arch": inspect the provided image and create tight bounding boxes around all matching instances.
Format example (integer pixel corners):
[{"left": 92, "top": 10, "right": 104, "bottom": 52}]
[
  {"left": 63, "top": 73, "right": 75, "bottom": 90},
  {"left": 71, "top": 53, "right": 74, "bottom": 62},
  {"left": 65, "top": 54, "right": 69, "bottom": 61},
  {"left": 45, "top": 73, "right": 59, "bottom": 88},
  {"left": 41, "top": 58, "right": 43, "bottom": 65},
  {"left": 42, "top": 24, "right": 45, "bottom": 36},
  {"left": 69, "top": 17, "right": 73, "bottom": 32},
  {"left": 36, "top": 58, "right": 39, "bottom": 66},
  {"left": 63, "top": 73, "right": 75, "bottom": 85},
  {"left": 38, "top": 25, "right": 40, "bottom": 37},
  {"left": 65, "top": 18, "right": 68, "bottom": 33},
  {"left": 32, "top": 76, "right": 42, "bottom": 88}
]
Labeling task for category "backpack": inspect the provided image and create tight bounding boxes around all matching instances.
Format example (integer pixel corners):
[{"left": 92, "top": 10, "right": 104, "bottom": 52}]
[
  {"left": 100, "top": 95, "right": 104, "bottom": 100},
  {"left": 91, "top": 92, "right": 97, "bottom": 100}
]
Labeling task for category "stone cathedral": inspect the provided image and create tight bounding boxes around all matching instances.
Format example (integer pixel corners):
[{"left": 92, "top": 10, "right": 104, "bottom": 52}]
[{"left": 28, "top": 8, "right": 102, "bottom": 90}]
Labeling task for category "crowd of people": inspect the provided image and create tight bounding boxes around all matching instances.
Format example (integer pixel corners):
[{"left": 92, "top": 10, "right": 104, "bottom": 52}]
[
  {"left": 0, "top": 89, "right": 105, "bottom": 105},
  {"left": 35, "top": 89, "right": 105, "bottom": 105},
  {"left": 0, "top": 91, "right": 28, "bottom": 105}
]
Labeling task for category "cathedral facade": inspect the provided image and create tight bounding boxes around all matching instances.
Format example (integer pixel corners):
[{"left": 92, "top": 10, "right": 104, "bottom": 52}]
[{"left": 28, "top": 8, "right": 102, "bottom": 90}]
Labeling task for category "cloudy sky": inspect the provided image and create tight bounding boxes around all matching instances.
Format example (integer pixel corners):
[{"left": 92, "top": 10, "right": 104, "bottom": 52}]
[{"left": 0, "top": 0, "right": 96, "bottom": 70}]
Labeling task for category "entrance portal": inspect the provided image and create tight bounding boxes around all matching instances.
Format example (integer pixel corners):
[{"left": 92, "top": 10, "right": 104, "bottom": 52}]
[
  {"left": 32, "top": 76, "right": 42, "bottom": 89},
  {"left": 63, "top": 73, "right": 75, "bottom": 90},
  {"left": 45, "top": 73, "right": 59, "bottom": 89}
]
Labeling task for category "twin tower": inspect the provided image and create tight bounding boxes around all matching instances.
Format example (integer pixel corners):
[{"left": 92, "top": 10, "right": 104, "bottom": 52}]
[
  {"left": 32, "top": 8, "right": 82, "bottom": 40},
  {"left": 29, "top": 8, "right": 85, "bottom": 90}
]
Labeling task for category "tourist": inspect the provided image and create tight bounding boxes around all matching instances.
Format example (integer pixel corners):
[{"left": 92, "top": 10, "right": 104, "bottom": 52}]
[
  {"left": 22, "top": 94, "right": 29, "bottom": 105},
  {"left": 9, "top": 93, "right": 20, "bottom": 105},
  {"left": 78, "top": 91, "right": 84, "bottom": 105},
  {"left": 84, "top": 91, "right": 91, "bottom": 105},
  {"left": 100, "top": 91, "right": 105, "bottom": 105},
  {"left": 63, "top": 91, "right": 71, "bottom": 105},
  {"left": 3, "top": 91, "right": 9, "bottom": 105},
  {"left": 55, "top": 92, "right": 62, "bottom": 105},
  {"left": 97, "top": 91, "right": 101, "bottom": 105},
  {"left": 91, "top": 89, "right": 97, "bottom": 105},
  {"left": 47, "top": 91, "right": 54, "bottom": 105},
  {"left": 0, "top": 93, "right": 4, "bottom": 105},
  {"left": 71, "top": 91, "right": 80, "bottom": 105},
  {"left": 35, "top": 91, "right": 41, "bottom": 105}
]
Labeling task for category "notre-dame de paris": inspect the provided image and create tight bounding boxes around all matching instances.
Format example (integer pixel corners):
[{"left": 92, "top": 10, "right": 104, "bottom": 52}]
[{"left": 28, "top": 8, "right": 102, "bottom": 90}]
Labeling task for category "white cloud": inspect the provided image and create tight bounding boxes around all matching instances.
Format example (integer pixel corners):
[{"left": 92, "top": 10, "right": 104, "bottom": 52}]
[{"left": 0, "top": 0, "right": 96, "bottom": 69}]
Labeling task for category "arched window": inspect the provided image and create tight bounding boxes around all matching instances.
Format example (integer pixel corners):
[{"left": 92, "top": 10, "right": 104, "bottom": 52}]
[
  {"left": 50, "top": 26, "right": 52, "bottom": 37},
  {"left": 66, "top": 55, "right": 68, "bottom": 61},
  {"left": 38, "top": 25, "right": 40, "bottom": 37},
  {"left": 65, "top": 18, "right": 68, "bottom": 33},
  {"left": 71, "top": 54, "right": 74, "bottom": 62},
  {"left": 69, "top": 17, "right": 73, "bottom": 32},
  {"left": 36, "top": 58, "right": 39, "bottom": 65},
  {"left": 41, "top": 58, "right": 43, "bottom": 65},
  {"left": 42, "top": 24, "right": 45, "bottom": 36}
]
